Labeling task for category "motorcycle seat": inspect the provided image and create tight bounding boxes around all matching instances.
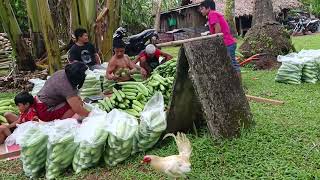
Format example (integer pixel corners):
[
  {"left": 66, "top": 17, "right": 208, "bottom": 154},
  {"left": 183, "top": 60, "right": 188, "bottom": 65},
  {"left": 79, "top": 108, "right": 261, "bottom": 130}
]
[{"left": 129, "top": 29, "right": 156, "bottom": 42}]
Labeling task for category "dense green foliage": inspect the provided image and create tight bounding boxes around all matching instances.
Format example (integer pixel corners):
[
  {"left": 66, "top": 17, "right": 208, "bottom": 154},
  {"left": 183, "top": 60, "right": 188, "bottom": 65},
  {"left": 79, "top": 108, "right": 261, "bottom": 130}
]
[
  {"left": 300, "top": 0, "right": 320, "bottom": 16},
  {"left": 121, "top": 0, "right": 182, "bottom": 34},
  {"left": 10, "top": 0, "right": 28, "bottom": 33}
]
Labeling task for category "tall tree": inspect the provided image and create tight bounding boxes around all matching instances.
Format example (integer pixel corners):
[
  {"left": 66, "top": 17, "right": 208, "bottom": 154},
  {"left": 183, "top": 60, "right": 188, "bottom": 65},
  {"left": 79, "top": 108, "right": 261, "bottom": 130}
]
[
  {"left": 36, "top": 0, "right": 62, "bottom": 74},
  {"left": 224, "top": 0, "right": 237, "bottom": 36},
  {"left": 154, "top": 0, "right": 162, "bottom": 32},
  {"left": 85, "top": 0, "right": 97, "bottom": 44},
  {"left": 239, "top": 0, "right": 295, "bottom": 59},
  {"left": 0, "top": 0, "right": 35, "bottom": 71},
  {"left": 70, "top": 0, "right": 88, "bottom": 32},
  {"left": 101, "top": 0, "right": 121, "bottom": 61},
  {"left": 26, "top": 0, "right": 45, "bottom": 59}
]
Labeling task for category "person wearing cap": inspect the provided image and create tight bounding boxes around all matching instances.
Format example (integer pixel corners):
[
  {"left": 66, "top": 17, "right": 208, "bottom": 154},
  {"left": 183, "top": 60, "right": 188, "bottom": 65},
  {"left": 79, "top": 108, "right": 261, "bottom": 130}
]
[
  {"left": 133, "top": 44, "right": 173, "bottom": 76},
  {"left": 106, "top": 39, "right": 147, "bottom": 82}
]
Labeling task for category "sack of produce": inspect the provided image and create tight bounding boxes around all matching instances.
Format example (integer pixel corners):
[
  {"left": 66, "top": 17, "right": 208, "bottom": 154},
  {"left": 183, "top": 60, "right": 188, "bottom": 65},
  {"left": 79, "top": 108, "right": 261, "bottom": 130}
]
[
  {"left": 104, "top": 109, "right": 138, "bottom": 166},
  {"left": 276, "top": 53, "right": 304, "bottom": 85},
  {"left": 275, "top": 62, "right": 303, "bottom": 85},
  {"left": 302, "top": 61, "right": 318, "bottom": 83},
  {"left": 45, "top": 119, "right": 79, "bottom": 179},
  {"left": 132, "top": 92, "right": 167, "bottom": 154},
  {"left": 73, "top": 109, "right": 108, "bottom": 173},
  {"left": 6, "top": 122, "right": 48, "bottom": 178},
  {"left": 80, "top": 70, "right": 102, "bottom": 98},
  {"left": 298, "top": 50, "right": 320, "bottom": 81}
]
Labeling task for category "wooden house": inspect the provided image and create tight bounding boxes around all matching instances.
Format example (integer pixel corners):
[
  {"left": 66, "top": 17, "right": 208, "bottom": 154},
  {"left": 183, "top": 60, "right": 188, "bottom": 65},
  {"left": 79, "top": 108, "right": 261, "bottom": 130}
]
[{"left": 159, "top": 0, "right": 302, "bottom": 38}]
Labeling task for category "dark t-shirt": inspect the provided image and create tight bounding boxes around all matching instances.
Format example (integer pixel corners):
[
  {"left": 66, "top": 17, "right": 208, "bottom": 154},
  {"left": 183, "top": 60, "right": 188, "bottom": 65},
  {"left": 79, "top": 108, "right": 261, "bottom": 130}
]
[
  {"left": 37, "top": 70, "right": 78, "bottom": 107},
  {"left": 69, "top": 43, "right": 96, "bottom": 66}
]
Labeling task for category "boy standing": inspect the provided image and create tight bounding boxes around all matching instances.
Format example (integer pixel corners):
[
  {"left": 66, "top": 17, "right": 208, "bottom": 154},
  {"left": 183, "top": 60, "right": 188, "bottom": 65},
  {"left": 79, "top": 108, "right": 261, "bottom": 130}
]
[{"left": 199, "top": 0, "right": 241, "bottom": 78}]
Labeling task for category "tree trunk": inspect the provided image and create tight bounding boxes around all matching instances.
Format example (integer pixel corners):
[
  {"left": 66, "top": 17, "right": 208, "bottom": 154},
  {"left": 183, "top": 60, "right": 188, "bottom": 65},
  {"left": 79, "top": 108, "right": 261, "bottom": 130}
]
[
  {"left": 71, "top": 0, "right": 88, "bottom": 31},
  {"left": 0, "top": 0, "right": 35, "bottom": 71},
  {"left": 224, "top": 0, "right": 237, "bottom": 36},
  {"left": 85, "top": 0, "right": 97, "bottom": 44},
  {"left": 26, "top": 0, "right": 46, "bottom": 59},
  {"left": 49, "top": 0, "right": 71, "bottom": 44},
  {"left": 101, "top": 0, "right": 121, "bottom": 61},
  {"left": 153, "top": 0, "right": 162, "bottom": 32},
  {"left": 37, "top": 0, "right": 62, "bottom": 74},
  {"left": 183, "top": 36, "right": 253, "bottom": 138},
  {"left": 239, "top": 0, "right": 295, "bottom": 60},
  {"left": 252, "top": 0, "right": 275, "bottom": 26}
]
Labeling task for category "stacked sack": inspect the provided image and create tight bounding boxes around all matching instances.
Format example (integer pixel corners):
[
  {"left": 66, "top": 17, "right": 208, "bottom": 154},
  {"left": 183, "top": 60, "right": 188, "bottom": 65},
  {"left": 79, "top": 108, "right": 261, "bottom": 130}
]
[
  {"left": 132, "top": 92, "right": 167, "bottom": 154},
  {"left": 44, "top": 119, "right": 79, "bottom": 179},
  {"left": 73, "top": 109, "right": 108, "bottom": 173},
  {"left": 276, "top": 50, "right": 320, "bottom": 84},
  {"left": 104, "top": 109, "right": 138, "bottom": 166},
  {"left": 299, "top": 50, "right": 320, "bottom": 83},
  {"left": 275, "top": 62, "right": 303, "bottom": 85},
  {"left": 6, "top": 122, "right": 48, "bottom": 178},
  {"left": 80, "top": 70, "right": 102, "bottom": 98}
]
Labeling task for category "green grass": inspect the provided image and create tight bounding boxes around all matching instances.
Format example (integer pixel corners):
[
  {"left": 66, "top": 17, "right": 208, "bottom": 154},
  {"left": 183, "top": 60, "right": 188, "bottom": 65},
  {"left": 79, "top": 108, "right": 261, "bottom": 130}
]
[
  {"left": 1, "top": 34, "right": 320, "bottom": 179},
  {"left": 292, "top": 33, "right": 320, "bottom": 51}
]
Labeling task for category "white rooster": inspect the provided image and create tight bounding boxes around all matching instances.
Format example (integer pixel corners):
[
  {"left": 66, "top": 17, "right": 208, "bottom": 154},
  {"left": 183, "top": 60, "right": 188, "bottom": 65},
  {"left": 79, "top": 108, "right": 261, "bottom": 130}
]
[{"left": 141, "top": 132, "right": 192, "bottom": 179}]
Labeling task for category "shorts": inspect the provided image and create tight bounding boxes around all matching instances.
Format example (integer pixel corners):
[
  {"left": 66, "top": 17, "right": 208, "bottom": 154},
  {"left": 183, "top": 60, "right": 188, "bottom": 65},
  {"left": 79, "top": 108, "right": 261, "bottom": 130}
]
[
  {"left": 226, "top": 43, "right": 241, "bottom": 72},
  {"left": 34, "top": 97, "right": 71, "bottom": 122}
]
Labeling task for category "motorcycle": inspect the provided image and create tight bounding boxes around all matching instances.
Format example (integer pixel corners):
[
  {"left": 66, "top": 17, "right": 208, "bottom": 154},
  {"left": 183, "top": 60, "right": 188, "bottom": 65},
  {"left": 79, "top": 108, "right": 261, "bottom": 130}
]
[
  {"left": 289, "top": 16, "right": 320, "bottom": 35},
  {"left": 113, "top": 27, "right": 158, "bottom": 57}
]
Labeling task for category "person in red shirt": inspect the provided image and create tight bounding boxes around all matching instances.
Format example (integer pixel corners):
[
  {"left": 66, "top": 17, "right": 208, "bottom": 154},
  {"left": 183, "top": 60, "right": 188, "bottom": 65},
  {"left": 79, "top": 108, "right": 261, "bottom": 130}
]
[
  {"left": 133, "top": 44, "right": 173, "bottom": 76},
  {"left": 0, "top": 92, "right": 39, "bottom": 144},
  {"left": 199, "top": 0, "right": 241, "bottom": 78}
]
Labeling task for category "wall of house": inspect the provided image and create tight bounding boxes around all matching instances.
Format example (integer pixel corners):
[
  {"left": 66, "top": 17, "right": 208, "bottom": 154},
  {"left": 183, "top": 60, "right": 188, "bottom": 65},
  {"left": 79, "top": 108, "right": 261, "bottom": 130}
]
[{"left": 160, "top": 7, "right": 207, "bottom": 32}]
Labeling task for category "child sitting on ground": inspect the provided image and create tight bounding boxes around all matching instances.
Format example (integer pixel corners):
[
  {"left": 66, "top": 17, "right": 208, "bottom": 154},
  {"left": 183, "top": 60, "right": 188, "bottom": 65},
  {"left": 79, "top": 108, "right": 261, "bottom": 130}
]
[{"left": 0, "top": 92, "right": 39, "bottom": 144}]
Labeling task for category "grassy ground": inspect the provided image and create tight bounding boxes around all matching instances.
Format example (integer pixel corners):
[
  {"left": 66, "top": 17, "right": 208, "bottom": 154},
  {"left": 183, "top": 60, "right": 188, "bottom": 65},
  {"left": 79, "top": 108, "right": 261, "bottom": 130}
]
[
  {"left": 292, "top": 33, "right": 320, "bottom": 51},
  {"left": 0, "top": 34, "right": 320, "bottom": 179}
]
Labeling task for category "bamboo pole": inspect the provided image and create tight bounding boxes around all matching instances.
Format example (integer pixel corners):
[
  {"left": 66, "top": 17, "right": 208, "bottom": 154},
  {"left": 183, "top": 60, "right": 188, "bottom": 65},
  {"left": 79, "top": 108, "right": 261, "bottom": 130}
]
[
  {"left": 153, "top": 0, "right": 162, "bottom": 32},
  {"left": 71, "top": 0, "right": 88, "bottom": 31},
  {"left": 156, "top": 34, "right": 223, "bottom": 47},
  {"left": 26, "top": 0, "right": 40, "bottom": 32},
  {"left": 246, "top": 95, "right": 284, "bottom": 105},
  {"left": 26, "top": 0, "right": 45, "bottom": 59},
  {"left": 85, "top": 0, "right": 97, "bottom": 44},
  {"left": 37, "top": 0, "right": 62, "bottom": 74},
  {"left": 224, "top": 0, "right": 237, "bottom": 36}
]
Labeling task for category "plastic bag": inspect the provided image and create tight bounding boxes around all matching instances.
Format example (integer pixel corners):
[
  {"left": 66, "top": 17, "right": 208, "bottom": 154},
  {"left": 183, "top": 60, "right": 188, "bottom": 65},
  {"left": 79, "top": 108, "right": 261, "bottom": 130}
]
[
  {"left": 29, "top": 78, "right": 46, "bottom": 96},
  {"left": 44, "top": 119, "right": 79, "bottom": 179},
  {"left": 298, "top": 50, "right": 320, "bottom": 83},
  {"left": 302, "top": 61, "right": 318, "bottom": 83},
  {"left": 73, "top": 108, "right": 108, "bottom": 173},
  {"left": 132, "top": 92, "right": 166, "bottom": 154},
  {"left": 104, "top": 109, "right": 138, "bottom": 166},
  {"left": 275, "top": 62, "right": 303, "bottom": 85},
  {"left": 6, "top": 122, "right": 48, "bottom": 178},
  {"left": 277, "top": 53, "right": 304, "bottom": 64},
  {"left": 80, "top": 70, "right": 102, "bottom": 98}
]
